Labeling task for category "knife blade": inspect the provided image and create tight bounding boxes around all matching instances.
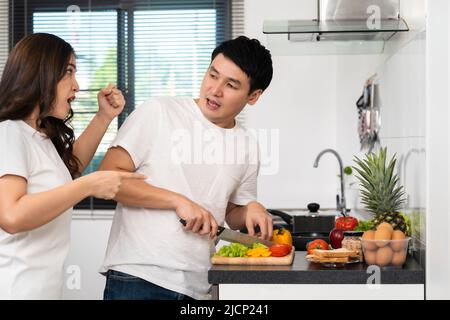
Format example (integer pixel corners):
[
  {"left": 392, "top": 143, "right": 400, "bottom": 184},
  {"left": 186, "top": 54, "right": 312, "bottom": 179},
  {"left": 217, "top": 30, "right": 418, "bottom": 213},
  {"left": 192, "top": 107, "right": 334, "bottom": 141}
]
[{"left": 179, "top": 219, "right": 272, "bottom": 247}]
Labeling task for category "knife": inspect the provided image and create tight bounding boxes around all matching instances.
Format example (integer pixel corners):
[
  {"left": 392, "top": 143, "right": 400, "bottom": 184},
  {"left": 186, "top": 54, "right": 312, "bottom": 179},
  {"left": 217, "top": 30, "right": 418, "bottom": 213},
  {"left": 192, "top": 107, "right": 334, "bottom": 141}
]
[{"left": 179, "top": 219, "right": 272, "bottom": 247}]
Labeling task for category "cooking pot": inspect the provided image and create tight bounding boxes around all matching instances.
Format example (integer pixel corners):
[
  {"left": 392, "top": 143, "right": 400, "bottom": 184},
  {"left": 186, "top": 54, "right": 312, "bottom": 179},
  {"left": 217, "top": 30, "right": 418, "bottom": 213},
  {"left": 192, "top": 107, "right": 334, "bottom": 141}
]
[{"left": 268, "top": 203, "right": 336, "bottom": 251}]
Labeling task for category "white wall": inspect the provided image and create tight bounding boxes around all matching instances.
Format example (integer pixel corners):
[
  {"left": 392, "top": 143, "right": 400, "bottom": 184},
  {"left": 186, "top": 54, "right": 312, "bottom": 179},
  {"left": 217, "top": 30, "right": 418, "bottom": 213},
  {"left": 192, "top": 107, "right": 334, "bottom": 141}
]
[
  {"left": 333, "top": 0, "right": 429, "bottom": 295},
  {"left": 376, "top": 30, "right": 426, "bottom": 265},
  {"left": 334, "top": 54, "right": 384, "bottom": 209},
  {"left": 62, "top": 215, "right": 112, "bottom": 300},
  {"left": 333, "top": 0, "right": 427, "bottom": 266},
  {"left": 426, "top": 0, "right": 450, "bottom": 300},
  {"left": 245, "top": 0, "right": 381, "bottom": 209}
]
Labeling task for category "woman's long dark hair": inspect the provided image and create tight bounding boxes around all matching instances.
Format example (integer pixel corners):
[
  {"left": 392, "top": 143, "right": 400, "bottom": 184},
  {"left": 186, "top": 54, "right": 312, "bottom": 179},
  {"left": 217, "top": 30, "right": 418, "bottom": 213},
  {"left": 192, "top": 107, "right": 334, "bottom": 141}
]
[{"left": 0, "top": 33, "right": 81, "bottom": 178}]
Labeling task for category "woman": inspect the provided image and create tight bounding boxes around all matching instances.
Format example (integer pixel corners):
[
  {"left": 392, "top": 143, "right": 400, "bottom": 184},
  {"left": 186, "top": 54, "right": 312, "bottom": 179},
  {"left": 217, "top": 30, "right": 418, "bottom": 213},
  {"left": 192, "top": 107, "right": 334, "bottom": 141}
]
[{"left": 0, "top": 33, "right": 144, "bottom": 299}]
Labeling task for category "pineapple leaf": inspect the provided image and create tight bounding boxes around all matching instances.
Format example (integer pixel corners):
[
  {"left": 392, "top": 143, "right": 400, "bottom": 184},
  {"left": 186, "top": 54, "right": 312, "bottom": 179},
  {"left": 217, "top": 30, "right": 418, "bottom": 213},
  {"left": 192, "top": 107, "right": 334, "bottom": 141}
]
[{"left": 353, "top": 147, "right": 406, "bottom": 217}]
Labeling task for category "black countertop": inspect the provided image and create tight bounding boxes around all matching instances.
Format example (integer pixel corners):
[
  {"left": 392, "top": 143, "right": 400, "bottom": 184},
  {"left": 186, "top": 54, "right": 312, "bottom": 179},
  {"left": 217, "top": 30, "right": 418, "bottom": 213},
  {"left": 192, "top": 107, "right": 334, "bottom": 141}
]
[{"left": 208, "top": 251, "right": 424, "bottom": 285}]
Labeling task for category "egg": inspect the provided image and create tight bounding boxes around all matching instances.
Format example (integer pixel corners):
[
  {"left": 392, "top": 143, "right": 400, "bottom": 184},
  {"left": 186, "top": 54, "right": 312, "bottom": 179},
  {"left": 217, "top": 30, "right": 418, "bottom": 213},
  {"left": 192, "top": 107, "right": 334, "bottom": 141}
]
[
  {"left": 392, "top": 250, "right": 407, "bottom": 266},
  {"left": 376, "top": 246, "right": 394, "bottom": 266},
  {"left": 377, "top": 222, "right": 394, "bottom": 233},
  {"left": 375, "top": 227, "right": 392, "bottom": 247},
  {"left": 362, "top": 230, "right": 377, "bottom": 251},
  {"left": 391, "top": 230, "right": 406, "bottom": 251},
  {"left": 363, "top": 249, "right": 377, "bottom": 265}
]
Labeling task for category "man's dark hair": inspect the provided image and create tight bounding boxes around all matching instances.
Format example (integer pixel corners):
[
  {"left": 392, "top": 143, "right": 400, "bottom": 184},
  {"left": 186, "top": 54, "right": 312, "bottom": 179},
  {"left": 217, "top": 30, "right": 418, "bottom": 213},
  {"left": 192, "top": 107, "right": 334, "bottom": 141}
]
[{"left": 211, "top": 36, "right": 273, "bottom": 94}]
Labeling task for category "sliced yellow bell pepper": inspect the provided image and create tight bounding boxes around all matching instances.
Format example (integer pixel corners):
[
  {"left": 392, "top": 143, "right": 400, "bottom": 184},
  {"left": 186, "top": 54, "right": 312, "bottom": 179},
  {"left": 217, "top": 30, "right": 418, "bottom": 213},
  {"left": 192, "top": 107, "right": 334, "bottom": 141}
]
[{"left": 246, "top": 247, "right": 272, "bottom": 257}]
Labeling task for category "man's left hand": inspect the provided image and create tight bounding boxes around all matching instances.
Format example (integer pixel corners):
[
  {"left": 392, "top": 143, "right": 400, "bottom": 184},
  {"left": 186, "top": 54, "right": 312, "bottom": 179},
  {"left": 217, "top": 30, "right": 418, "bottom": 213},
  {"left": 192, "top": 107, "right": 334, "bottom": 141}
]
[{"left": 245, "top": 201, "right": 273, "bottom": 241}]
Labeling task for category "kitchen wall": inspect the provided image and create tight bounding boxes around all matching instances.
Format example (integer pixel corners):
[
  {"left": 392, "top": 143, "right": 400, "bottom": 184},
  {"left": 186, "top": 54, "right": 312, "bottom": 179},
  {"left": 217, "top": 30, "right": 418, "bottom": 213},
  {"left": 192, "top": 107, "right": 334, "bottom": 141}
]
[
  {"left": 241, "top": 0, "right": 427, "bottom": 276},
  {"left": 334, "top": 0, "right": 427, "bottom": 265},
  {"left": 63, "top": 216, "right": 113, "bottom": 300},
  {"left": 426, "top": 0, "right": 450, "bottom": 300},
  {"left": 376, "top": 30, "right": 426, "bottom": 265},
  {"left": 244, "top": 0, "right": 381, "bottom": 210}
]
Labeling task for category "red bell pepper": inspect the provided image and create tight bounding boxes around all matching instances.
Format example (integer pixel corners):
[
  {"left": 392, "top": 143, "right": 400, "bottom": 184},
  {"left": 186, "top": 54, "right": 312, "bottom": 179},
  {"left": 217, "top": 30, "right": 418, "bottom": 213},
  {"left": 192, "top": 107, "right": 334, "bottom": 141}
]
[{"left": 335, "top": 216, "right": 358, "bottom": 231}]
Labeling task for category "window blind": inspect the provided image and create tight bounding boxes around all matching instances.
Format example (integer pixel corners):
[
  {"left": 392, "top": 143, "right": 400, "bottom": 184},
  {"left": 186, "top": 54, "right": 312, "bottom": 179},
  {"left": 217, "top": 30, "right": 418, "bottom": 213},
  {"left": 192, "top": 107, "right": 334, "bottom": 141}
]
[
  {"left": 9, "top": 0, "right": 244, "bottom": 211},
  {"left": 33, "top": 10, "right": 119, "bottom": 173},
  {"left": 231, "top": 0, "right": 245, "bottom": 125},
  {"left": 134, "top": 9, "right": 217, "bottom": 106},
  {"left": 0, "top": 0, "right": 8, "bottom": 77},
  {"left": 231, "top": 0, "right": 244, "bottom": 38}
]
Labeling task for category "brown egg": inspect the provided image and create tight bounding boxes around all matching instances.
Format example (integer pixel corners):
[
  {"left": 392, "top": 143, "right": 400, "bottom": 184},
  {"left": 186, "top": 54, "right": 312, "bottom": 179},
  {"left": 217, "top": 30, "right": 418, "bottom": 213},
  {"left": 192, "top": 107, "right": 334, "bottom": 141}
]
[
  {"left": 375, "top": 228, "right": 392, "bottom": 247},
  {"left": 362, "top": 230, "right": 377, "bottom": 251},
  {"left": 376, "top": 246, "right": 394, "bottom": 266},
  {"left": 392, "top": 250, "right": 407, "bottom": 266},
  {"left": 377, "top": 222, "right": 394, "bottom": 233},
  {"left": 363, "top": 249, "right": 377, "bottom": 265},
  {"left": 391, "top": 230, "right": 407, "bottom": 251}
]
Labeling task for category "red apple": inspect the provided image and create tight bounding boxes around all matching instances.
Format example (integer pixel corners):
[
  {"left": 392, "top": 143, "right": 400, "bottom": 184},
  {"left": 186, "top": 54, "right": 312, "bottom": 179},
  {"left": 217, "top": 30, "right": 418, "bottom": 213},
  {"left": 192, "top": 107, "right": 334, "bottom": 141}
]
[{"left": 329, "top": 228, "right": 344, "bottom": 249}]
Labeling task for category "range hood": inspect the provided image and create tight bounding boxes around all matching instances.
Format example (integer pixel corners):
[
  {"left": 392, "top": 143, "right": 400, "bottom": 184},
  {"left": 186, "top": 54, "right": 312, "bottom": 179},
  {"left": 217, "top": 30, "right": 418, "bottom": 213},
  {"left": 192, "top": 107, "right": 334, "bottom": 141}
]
[{"left": 263, "top": 0, "right": 409, "bottom": 42}]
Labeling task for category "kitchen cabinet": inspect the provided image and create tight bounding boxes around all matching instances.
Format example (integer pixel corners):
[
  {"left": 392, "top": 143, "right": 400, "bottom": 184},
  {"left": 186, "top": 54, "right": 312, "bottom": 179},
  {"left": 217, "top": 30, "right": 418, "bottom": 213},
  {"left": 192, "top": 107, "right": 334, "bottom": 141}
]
[
  {"left": 216, "top": 283, "right": 424, "bottom": 300},
  {"left": 209, "top": 251, "right": 424, "bottom": 300}
]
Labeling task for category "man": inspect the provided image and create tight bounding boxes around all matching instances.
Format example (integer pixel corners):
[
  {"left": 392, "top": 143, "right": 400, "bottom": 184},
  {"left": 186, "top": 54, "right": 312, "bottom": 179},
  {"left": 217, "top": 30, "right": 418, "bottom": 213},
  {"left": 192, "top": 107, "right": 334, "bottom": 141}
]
[{"left": 99, "top": 36, "right": 274, "bottom": 300}]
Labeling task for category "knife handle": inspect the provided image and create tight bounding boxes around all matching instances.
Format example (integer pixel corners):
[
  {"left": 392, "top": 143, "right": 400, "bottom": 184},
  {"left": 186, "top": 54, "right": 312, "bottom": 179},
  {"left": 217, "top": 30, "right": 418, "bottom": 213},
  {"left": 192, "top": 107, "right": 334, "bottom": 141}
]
[
  {"left": 181, "top": 218, "right": 263, "bottom": 236},
  {"left": 179, "top": 218, "right": 225, "bottom": 236},
  {"left": 240, "top": 225, "right": 261, "bottom": 234},
  {"left": 181, "top": 219, "right": 261, "bottom": 234}
]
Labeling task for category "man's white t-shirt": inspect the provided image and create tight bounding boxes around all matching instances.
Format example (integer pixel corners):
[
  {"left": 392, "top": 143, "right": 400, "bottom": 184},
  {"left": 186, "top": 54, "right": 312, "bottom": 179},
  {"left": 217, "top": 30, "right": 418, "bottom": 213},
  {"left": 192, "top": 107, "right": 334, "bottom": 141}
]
[
  {"left": 0, "top": 120, "right": 73, "bottom": 299},
  {"left": 100, "top": 97, "right": 259, "bottom": 300}
]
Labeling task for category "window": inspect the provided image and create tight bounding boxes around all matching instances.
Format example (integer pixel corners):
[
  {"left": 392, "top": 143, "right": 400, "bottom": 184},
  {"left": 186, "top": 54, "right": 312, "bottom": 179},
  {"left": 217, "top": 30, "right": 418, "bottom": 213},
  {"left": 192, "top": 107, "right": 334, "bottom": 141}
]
[
  {"left": 0, "top": 0, "right": 7, "bottom": 76},
  {"left": 10, "top": 0, "right": 237, "bottom": 210}
]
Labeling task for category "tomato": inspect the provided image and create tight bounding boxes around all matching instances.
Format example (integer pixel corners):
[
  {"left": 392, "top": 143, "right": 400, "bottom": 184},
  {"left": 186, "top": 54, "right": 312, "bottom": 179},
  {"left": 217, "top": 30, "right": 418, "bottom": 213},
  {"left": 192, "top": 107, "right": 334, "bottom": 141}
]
[
  {"left": 269, "top": 244, "right": 292, "bottom": 257},
  {"left": 335, "top": 216, "right": 358, "bottom": 231},
  {"left": 306, "top": 239, "right": 329, "bottom": 254},
  {"left": 271, "top": 228, "right": 293, "bottom": 246}
]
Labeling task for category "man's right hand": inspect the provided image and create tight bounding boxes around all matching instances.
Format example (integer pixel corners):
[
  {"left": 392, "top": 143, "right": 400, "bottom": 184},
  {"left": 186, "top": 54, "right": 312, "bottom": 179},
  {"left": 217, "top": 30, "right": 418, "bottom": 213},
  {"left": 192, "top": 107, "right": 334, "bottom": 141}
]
[{"left": 174, "top": 195, "right": 218, "bottom": 239}]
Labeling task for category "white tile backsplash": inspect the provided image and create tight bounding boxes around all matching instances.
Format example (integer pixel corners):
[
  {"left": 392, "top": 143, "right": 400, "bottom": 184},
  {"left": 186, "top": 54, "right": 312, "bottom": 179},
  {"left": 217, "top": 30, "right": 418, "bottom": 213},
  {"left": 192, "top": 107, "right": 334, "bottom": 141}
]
[
  {"left": 381, "top": 137, "right": 426, "bottom": 209},
  {"left": 375, "top": 30, "right": 426, "bottom": 264},
  {"left": 378, "top": 31, "right": 426, "bottom": 139}
]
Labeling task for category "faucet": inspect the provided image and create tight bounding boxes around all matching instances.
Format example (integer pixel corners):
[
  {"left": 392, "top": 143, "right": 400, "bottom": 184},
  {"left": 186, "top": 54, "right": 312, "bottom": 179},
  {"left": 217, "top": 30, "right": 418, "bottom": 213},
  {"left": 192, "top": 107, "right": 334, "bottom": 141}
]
[{"left": 313, "top": 149, "right": 347, "bottom": 216}]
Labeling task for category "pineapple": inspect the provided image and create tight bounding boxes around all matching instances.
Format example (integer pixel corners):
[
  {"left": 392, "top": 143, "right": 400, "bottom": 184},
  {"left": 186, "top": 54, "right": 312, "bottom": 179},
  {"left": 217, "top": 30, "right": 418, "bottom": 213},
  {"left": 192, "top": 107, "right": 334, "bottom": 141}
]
[{"left": 353, "top": 147, "right": 409, "bottom": 235}]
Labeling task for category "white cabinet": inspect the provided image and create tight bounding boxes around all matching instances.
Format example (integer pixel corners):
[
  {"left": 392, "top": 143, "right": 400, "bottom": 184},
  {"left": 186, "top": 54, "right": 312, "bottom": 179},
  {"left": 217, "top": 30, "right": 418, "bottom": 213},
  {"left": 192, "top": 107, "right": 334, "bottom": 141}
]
[{"left": 218, "top": 284, "right": 424, "bottom": 300}]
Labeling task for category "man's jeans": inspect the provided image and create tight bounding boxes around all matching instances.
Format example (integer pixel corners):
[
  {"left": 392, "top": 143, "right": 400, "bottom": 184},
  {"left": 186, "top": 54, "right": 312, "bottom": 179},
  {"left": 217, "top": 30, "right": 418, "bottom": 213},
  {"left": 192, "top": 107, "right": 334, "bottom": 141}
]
[{"left": 103, "top": 270, "right": 194, "bottom": 300}]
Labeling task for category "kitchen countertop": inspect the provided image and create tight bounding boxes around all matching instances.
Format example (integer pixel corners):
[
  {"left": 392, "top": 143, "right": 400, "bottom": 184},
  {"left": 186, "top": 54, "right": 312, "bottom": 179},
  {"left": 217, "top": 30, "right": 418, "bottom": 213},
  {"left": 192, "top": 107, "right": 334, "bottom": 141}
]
[{"left": 208, "top": 251, "right": 424, "bottom": 285}]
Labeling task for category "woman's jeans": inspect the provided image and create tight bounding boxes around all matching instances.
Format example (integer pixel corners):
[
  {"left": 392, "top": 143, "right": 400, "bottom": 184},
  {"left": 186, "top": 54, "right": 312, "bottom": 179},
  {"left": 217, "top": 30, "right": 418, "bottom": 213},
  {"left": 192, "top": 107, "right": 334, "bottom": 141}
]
[{"left": 103, "top": 270, "right": 194, "bottom": 300}]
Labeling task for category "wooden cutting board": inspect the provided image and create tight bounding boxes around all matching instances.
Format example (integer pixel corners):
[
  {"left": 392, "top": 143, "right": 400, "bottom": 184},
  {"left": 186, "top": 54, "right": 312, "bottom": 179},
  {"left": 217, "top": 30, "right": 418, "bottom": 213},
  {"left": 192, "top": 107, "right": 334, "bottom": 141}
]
[{"left": 211, "top": 248, "right": 295, "bottom": 265}]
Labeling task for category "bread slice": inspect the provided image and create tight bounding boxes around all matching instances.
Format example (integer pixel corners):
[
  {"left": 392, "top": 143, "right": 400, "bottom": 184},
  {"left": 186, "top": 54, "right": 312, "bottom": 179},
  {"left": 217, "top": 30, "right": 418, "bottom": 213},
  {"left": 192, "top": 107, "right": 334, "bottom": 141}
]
[
  {"left": 306, "top": 254, "right": 349, "bottom": 263},
  {"left": 312, "top": 248, "right": 359, "bottom": 258}
]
